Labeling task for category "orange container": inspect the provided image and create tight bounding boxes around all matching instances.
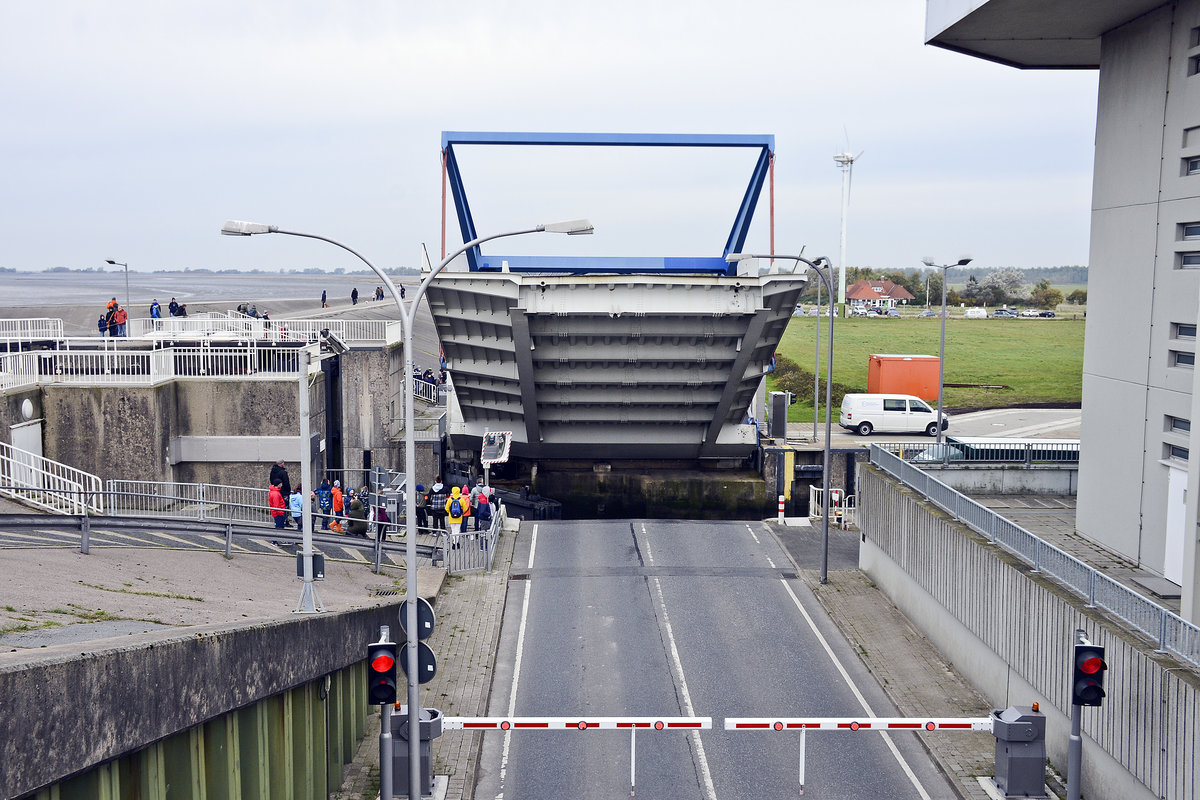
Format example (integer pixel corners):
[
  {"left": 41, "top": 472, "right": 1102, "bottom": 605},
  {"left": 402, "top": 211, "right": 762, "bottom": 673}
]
[{"left": 867, "top": 354, "right": 941, "bottom": 401}]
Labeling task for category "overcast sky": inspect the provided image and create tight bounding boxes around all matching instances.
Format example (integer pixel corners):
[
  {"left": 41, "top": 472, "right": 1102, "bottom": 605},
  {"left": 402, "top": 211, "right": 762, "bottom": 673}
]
[{"left": 0, "top": 1, "right": 1099, "bottom": 274}]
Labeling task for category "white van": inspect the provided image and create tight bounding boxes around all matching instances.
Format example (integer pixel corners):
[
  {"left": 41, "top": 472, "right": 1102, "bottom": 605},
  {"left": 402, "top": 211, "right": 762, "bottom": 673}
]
[{"left": 839, "top": 393, "right": 949, "bottom": 437}]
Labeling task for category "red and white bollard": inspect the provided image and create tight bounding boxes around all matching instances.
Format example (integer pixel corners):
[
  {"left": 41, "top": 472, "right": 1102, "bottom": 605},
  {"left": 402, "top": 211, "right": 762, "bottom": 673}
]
[{"left": 778, "top": 494, "right": 786, "bottom": 522}]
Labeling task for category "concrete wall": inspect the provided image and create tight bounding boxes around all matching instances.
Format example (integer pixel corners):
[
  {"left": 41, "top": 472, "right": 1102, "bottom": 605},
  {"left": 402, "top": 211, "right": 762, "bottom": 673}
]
[
  {"left": 1077, "top": 2, "right": 1200, "bottom": 581},
  {"left": 42, "top": 384, "right": 176, "bottom": 483},
  {"left": 0, "top": 601, "right": 403, "bottom": 798},
  {"left": 859, "top": 466, "right": 1200, "bottom": 800},
  {"left": 913, "top": 464, "right": 1078, "bottom": 495}
]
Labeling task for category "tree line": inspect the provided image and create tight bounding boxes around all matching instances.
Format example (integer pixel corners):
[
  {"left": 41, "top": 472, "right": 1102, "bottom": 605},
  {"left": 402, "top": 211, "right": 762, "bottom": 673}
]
[{"left": 796, "top": 265, "right": 1087, "bottom": 308}]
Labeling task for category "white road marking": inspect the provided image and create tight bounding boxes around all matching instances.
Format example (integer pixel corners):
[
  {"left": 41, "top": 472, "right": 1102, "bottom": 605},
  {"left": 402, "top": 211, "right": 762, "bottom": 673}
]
[
  {"left": 745, "top": 523, "right": 760, "bottom": 544},
  {"left": 643, "top": 524, "right": 718, "bottom": 800},
  {"left": 779, "top": 580, "right": 933, "bottom": 800},
  {"left": 496, "top": 523, "right": 538, "bottom": 800}
]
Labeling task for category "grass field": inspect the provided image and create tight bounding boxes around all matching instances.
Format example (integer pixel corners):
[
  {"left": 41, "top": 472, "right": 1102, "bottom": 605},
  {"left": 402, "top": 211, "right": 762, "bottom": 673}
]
[{"left": 773, "top": 316, "right": 1084, "bottom": 422}]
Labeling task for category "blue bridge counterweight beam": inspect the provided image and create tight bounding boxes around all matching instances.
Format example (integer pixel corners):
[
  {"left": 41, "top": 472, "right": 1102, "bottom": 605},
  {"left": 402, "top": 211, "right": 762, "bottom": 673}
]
[{"left": 440, "top": 131, "right": 776, "bottom": 275}]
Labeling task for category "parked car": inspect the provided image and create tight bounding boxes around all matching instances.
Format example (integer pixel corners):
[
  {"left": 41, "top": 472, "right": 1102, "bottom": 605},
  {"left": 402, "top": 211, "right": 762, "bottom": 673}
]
[
  {"left": 865, "top": 308, "right": 882, "bottom": 317},
  {"left": 850, "top": 305, "right": 869, "bottom": 317},
  {"left": 1038, "top": 310, "right": 1056, "bottom": 317},
  {"left": 840, "top": 393, "right": 949, "bottom": 437},
  {"left": 917, "top": 309, "right": 938, "bottom": 318},
  {"left": 992, "top": 308, "right": 1018, "bottom": 318},
  {"left": 964, "top": 308, "right": 988, "bottom": 319},
  {"left": 885, "top": 308, "right": 901, "bottom": 318},
  {"left": 1020, "top": 309, "right": 1040, "bottom": 317}
]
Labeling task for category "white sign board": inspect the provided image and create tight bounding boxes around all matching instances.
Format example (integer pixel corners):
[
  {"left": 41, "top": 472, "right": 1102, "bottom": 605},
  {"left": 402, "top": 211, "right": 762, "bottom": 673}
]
[{"left": 481, "top": 430, "right": 513, "bottom": 466}]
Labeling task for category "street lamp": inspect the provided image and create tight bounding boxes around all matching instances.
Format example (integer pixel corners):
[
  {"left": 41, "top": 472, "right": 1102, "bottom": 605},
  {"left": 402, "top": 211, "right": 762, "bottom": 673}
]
[
  {"left": 921, "top": 256, "right": 973, "bottom": 446},
  {"left": 727, "top": 252, "right": 835, "bottom": 584},
  {"left": 105, "top": 259, "right": 130, "bottom": 311},
  {"left": 222, "top": 216, "right": 593, "bottom": 800}
]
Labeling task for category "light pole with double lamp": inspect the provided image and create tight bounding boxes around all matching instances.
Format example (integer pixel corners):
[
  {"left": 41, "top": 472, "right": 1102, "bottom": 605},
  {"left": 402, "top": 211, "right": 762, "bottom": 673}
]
[
  {"left": 921, "top": 256, "right": 972, "bottom": 446},
  {"left": 221, "top": 217, "right": 593, "bottom": 800},
  {"left": 726, "top": 252, "right": 835, "bottom": 584}
]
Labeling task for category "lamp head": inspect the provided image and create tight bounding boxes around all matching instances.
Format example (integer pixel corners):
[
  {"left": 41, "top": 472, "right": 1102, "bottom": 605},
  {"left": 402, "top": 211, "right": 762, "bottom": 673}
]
[
  {"left": 541, "top": 219, "right": 594, "bottom": 235},
  {"left": 921, "top": 257, "right": 935, "bottom": 267},
  {"left": 725, "top": 253, "right": 755, "bottom": 263},
  {"left": 956, "top": 256, "right": 973, "bottom": 266},
  {"left": 221, "top": 220, "right": 275, "bottom": 236}
]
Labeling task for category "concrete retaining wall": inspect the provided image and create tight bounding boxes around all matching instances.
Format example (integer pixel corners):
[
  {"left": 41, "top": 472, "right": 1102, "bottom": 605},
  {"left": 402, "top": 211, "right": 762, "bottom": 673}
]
[
  {"left": 0, "top": 602, "right": 403, "bottom": 798},
  {"left": 913, "top": 463, "right": 1079, "bottom": 495},
  {"left": 858, "top": 465, "right": 1199, "bottom": 800}
]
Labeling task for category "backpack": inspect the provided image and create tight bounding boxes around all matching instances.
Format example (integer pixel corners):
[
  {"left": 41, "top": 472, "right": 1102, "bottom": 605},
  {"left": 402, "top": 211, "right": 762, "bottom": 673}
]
[{"left": 450, "top": 497, "right": 463, "bottom": 517}]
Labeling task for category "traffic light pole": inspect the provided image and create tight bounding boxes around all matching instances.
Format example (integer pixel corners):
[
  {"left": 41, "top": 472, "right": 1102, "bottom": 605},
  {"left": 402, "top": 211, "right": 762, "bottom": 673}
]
[
  {"left": 378, "top": 625, "right": 394, "bottom": 800},
  {"left": 1067, "top": 703, "right": 1082, "bottom": 800}
]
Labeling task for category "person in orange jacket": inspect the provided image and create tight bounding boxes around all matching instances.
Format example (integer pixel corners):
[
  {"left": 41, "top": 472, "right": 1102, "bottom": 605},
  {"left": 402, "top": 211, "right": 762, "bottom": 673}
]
[{"left": 330, "top": 480, "right": 344, "bottom": 533}]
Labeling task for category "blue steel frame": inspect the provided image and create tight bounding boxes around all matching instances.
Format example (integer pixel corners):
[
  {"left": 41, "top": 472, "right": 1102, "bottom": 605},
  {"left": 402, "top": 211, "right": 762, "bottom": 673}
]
[{"left": 441, "top": 131, "right": 775, "bottom": 275}]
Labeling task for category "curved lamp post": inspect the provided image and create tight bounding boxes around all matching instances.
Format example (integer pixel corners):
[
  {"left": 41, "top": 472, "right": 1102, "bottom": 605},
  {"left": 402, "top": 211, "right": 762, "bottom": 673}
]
[
  {"left": 727, "top": 252, "right": 835, "bottom": 584},
  {"left": 105, "top": 259, "right": 130, "bottom": 311},
  {"left": 221, "top": 216, "right": 593, "bottom": 800},
  {"left": 921, "top": 256, "right": 972, "bottom": 446}
]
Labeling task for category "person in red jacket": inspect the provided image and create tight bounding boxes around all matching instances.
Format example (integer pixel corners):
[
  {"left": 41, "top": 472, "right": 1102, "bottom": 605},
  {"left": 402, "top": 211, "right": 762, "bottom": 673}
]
[{"left": 268, "top": 480, "right": 287, "bottom": 528}]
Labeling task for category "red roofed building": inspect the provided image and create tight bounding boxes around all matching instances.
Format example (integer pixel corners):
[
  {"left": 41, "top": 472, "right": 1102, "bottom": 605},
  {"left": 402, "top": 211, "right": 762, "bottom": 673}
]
[{"left": 845, "top": 280, "right": 916, "bottom": 310}]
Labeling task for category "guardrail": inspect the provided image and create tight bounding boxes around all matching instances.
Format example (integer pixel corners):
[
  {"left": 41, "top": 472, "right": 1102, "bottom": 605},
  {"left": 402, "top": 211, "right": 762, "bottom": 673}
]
[
  {"left": 869, "top": 445, "right": 1199, "bottom": 669},
  {"left": 0, "top": 351, "right": 39, "bottom": 392},
  {"left": 876, "top": 439, "right": 1080, "bottom": 466},
  {"left": 0, "top": 443, "right": 103, "bottom": 515},
  {"left": 128, "top": 317, "right": 389, "bottom": 344},
  {"left": 0, "top": 318, "right": 63, "bottom": 343},
  {"left": 0, "top": 345, "right": 303, "bottom": 387}
]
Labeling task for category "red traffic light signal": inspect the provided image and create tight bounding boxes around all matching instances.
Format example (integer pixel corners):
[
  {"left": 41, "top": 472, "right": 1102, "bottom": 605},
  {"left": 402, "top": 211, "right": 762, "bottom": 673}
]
[
  {"left": 1071, "top": 643, "right": 1106, "bottom": 706},
  {"left": 367, "top": 641, "right": 398, "bottom": 705}
]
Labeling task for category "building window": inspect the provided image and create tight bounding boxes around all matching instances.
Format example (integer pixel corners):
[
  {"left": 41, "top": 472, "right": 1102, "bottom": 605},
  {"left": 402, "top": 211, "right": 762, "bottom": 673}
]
[
  {"left": 1171, "top": 349, "right": 1196, "bottom": 368},
  {"left": 1166, "top": 444, "right": 1190, "bottom": 462},
  {"left": 1168, "top": 415, "right": 1192, "bottom": 434},
  {"left": 1191, "top": 55, "right": 1200, "bottom": 76},
  {"left": 1182, "top": 223, "right": 1200, "bottom": 240},
  {"left": 1186, "top": 127, "right": 1200, "bottom": 148},
  {"left": 1174, "top": 322, "right": 1198, "bottom": 340},
  {"left": 1181, "top": 252, "right": 1200, "bottom": 268},
  {"left": 1188, "top": 157, "right": 1200, "bottom": 175}
]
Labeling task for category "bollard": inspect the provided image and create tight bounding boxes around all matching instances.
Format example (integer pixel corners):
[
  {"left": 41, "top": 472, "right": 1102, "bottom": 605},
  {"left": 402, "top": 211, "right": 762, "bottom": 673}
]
[
  {"left": 991, "top": 704, "right": 1047, "bottom": 798},
  {"left": 778, "top": 494, "right": 785, "bottom": 522}
]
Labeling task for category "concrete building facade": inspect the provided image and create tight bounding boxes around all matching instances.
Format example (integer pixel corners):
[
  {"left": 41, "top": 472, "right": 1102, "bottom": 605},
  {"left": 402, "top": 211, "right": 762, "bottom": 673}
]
[{"left": 928, "top": 0, "right": 1200, "bottom": 621}]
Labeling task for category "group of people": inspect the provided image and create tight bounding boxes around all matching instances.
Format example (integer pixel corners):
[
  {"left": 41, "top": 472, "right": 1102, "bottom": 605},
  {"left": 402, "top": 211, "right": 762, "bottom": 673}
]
[
  {"left": 97, "top": 298, "right": 128, "bottom": 337},
  {"left": 99, "top": 297, "right": 189, "bottom": 336},
  {"left": 415, "top": 476, "right": 495, "bottom": 542},
  {"left": 319, "top": 286, "right": 399, "bottom": 309},
  {"left": 266, "top": 462, "right": 498, "bottom": 544},
  {"left": 267, "top": 460, "right": 373, "bottom": 537}
]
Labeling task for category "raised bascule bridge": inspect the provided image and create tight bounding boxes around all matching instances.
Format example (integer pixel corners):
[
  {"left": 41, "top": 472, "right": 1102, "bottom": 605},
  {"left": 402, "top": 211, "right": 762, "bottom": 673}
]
[{"left": 426, "top": 133, "right": 808, "bottom": 516}]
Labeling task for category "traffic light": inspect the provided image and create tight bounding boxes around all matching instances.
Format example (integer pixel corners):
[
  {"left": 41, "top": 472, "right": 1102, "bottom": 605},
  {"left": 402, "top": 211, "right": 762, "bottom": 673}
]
[
  {"left": 367, "top": 641, "right": 398, "bottom": 705},
  {"left": 1071, "top": 643, "right": 1106, "bottom": 706}
]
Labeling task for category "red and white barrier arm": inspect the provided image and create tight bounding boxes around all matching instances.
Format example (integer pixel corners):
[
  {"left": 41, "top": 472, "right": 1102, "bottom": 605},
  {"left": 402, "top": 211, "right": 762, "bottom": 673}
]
[
  {"left": 444, "top": 716, "right": 711, "bottom": 731},
  {"left": 724, "top": 716, "right": 993, "bottom": 732}
]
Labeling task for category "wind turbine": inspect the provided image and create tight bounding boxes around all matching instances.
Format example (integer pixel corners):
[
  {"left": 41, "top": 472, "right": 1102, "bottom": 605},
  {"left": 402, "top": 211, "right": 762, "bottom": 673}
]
[{"left": 833, "top": 146, "right": 863, "bottom": 314}]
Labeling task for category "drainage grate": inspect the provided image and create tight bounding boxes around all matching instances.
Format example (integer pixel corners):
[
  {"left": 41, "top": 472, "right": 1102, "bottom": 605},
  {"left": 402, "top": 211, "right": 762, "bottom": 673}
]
[{"left": 370, "top": 587, "right": 402, "bottom": 597}]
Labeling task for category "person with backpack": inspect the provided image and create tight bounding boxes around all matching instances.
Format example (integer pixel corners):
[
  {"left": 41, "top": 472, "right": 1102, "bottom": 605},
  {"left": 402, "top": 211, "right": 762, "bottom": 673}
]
[
  {"left": 475, "top": 489, "right": 493, "bottom": 533},
  {"left": 316, "top": 478, "right": 333, "bottom": 530},
  {"left": 428, "top": 478, "right": 448, "bottom": 532},
  {"left": 415, "top": 484, "right": 429, "bottom": 529},
  {"left": 445, "top": 486, "right": 466, "bottom": 537}
]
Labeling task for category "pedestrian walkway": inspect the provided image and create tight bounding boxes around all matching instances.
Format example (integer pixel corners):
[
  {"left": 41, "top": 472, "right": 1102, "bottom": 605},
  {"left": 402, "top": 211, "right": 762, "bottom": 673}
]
[{"left": 332, "top": 522, "right": 517, "bottom": 800}]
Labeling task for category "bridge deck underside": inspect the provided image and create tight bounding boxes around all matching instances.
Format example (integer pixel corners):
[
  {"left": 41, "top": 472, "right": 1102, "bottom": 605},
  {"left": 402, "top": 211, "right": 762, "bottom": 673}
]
[{"left": 427, "top": 274, "right": 805, "bottom": 459}]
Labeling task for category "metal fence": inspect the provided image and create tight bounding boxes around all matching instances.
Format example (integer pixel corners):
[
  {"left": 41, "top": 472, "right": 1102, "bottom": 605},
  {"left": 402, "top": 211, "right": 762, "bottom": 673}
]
[
  {"left": 0, "top": 344, "right": 302, "bottom": 387},
  {"left": 875, "top": 439, "right": 1080, "bottom": 466},
  {"left": 439, "top": 501, "right": 506, "bottom": 574},
  {"left": 869, "top": 444, "right": 1200, "bottom": 669},
  {"left": 0, "top": 442, "right": 103, "bottom": 515},
  {"left": 128, "top": 317, "right": 389, "bottom": 344},
  {"left": 0, "top": 318, "right": 63, "bottom": 343},
  {"left": 107, "top": 480, "right": 269, "bottom": 524}
]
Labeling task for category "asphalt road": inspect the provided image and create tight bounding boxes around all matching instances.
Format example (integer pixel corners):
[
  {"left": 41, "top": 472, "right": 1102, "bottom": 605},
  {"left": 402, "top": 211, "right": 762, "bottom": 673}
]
[
  {"left": 476, "top": 519, "right": 957, "bottom": 800},
  {"left": 792, "top": 407, "right": 1082, "bottom": 449}
]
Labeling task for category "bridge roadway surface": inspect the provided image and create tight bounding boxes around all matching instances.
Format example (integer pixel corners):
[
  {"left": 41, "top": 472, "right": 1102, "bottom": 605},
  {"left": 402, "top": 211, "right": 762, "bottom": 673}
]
[
  {"left": 472, "top": 519, "right": 971, "bottom": 800},
  {"left": 0, "top": 516, "right": 1001, "bottom": 800}
]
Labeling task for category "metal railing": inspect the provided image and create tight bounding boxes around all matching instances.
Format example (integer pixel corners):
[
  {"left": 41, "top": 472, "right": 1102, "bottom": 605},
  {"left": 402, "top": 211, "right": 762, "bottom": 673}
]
[
  {"left": 129, "top": 317, "right": 390, "bottom": 344},
  {"left": 0, "top": 345, "right": 302, "bottom": 387},
  {"left": 876, "top": 439, "right": 1080, "bottom": 466},
  {"left": 0, "top": 318, "right": 63, "bottom": 343},
  {"left": 439, "top": 501, "right": 505, "bottom": 574},
  {"left": 413, "top": 379, "right": 439, "bottom": 404},
  {"left": 870, "top": 444, "right": 1200, "bottom": 669},
  {"left": 0, "top": 442, "right": 103, "bottom": 515}
]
